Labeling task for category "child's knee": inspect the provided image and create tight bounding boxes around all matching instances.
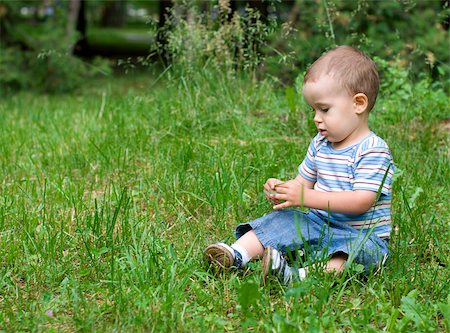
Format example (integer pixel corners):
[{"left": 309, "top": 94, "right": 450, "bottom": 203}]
[{"left": 327, "top": 251, "right": 348, "bottom": 272}]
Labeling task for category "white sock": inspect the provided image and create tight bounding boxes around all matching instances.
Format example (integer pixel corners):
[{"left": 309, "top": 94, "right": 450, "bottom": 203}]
[
  {"left": 298, "top": 267, "right": 307, "bottom": 280},
  {"left": 231, "top": 243, "right": 251, "bottom": 267}
]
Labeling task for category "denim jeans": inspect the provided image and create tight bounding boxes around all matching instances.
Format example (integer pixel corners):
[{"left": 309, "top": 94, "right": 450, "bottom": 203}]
[{"left": 235, "top": 209, "right": 389, "bottom": 271}]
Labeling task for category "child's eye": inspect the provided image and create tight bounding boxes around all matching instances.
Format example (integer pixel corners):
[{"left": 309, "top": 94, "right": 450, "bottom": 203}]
[{"left": 311, "top": 107, "right": 329, "bottom": 112}]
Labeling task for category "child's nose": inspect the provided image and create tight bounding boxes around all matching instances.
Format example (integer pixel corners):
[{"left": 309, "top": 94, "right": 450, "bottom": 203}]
[{"left": 314, "top": 112, "right": 322, "bottom": 123}]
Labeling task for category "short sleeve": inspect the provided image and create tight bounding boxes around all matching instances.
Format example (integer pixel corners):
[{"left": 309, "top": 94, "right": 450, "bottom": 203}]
[
  {"left": 353, "top": 145, "right": 394, "bottom": 195},
  {"left": 298, "top": 135, "right": 320, "bottom": 182}
]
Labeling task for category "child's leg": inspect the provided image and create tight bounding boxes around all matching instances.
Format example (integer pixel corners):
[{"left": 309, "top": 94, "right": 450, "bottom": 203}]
[
  {"left": 297, "top": 252, "right": 348, "bottom": 278},
  {"left": 300, "top": 253, "right": 347, "bottom": 277},
  {"left": 206, "top": 209, "right": 308, "bottom": 270},
  {"left": 324, "top": 252, "right": 348, "bottom": 273},
  {"left": 232, "top": 230, "right": 264, "bottom": 259},
  {"left": 262, "top": 249, "right": 348, "bottom": 284}
]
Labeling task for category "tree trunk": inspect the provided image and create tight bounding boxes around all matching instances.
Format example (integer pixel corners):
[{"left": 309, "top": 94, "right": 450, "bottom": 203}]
[
  {"left": 67, "top": 0, "right": 81, "bottom": 37},
  {"left": 100, "top": 0, "right": 127, "bottom": 27},
  {"left": 73, "top": 0, "right": 90, "bottom": 57},
  {"left": 287, "top": 1, "right": 300, "bottom": 26}
]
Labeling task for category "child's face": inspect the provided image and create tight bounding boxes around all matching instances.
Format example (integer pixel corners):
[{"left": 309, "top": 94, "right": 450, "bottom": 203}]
[{"left": 303, "top": 74, "right": 367, "bottom": 149}]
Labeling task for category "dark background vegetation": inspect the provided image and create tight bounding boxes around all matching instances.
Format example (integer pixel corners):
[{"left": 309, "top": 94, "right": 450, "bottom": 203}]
[{"left": 0, "top": 0, "right": 449, "bottom": 94}]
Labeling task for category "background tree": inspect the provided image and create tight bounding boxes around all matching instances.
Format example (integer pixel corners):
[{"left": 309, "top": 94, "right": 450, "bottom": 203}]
[{"left": 100, "top": 0, "right": 127, "bottom": 27}]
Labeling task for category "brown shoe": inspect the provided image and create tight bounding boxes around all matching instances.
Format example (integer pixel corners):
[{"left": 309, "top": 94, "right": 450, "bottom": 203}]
[
  {"left": 261, "top": 246, "right": 292, "bottom": 285},
  {"left": 204, "top": 243, "right": 235, "bottom": 270},
  {"left": 261, "top": 246, "right": 274, "bottom": 285}
]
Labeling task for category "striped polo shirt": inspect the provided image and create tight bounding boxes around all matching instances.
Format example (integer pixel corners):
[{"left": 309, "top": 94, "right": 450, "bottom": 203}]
[{"left": 299, "top": 132, "right": 395, "bottom": 239}]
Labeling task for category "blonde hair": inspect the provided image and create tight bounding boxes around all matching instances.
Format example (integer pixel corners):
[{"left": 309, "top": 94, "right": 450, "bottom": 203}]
[{"left": 304, "top": 46, "right": 380, "bottom": 111}]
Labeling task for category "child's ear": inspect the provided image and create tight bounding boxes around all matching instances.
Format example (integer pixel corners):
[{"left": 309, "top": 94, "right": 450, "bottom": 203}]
[{"left": 353, "top": 93, "right": 368, "bottom": 114}]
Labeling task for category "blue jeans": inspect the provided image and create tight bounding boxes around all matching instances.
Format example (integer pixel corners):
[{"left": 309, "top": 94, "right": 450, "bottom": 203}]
[{"left": 235, "top": 209, "right": 389, "bottom": 272}]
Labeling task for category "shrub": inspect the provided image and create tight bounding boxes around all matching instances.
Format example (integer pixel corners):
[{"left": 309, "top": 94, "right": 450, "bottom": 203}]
[
  {"left": 0, "top": 46, "right": 29, "bottom": 93},
  {"left": 0, "top": 1, "right": 110, "bottom": 94},
  {"left": 262, "top": 0, "right": 449, "bottom": 87},
  {"left": 157, "top": 1, "right": 276, "bottom": 77}
]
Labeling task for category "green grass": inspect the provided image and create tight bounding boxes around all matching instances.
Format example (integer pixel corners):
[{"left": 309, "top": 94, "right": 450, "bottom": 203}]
[
  {"left": 87, "top": 28, "right": 155, "bottom": 54},
  {"left": 0, "top": 67, "right": 448, "bottom": 332}
]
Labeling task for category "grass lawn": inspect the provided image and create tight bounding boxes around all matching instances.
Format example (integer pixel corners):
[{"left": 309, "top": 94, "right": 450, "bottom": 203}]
[
  {"left": 87, "top": 28, "right": 155, "bottom": 55},
  {"left": 0, "top": 68, "right": 448, "bottom": 332}
]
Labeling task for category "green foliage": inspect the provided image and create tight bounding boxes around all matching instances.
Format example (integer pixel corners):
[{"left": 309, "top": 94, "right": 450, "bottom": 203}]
[
  {"left": 2, "top": 0, "right": 448, "bottom": 93},
  {"left": 158, "top": 2, "right": 276, "bottom": 76},
  {"left": 0, "top": 46, "right": 28, "bottom": 91},
  {"left": 0, "top": 1, "right": 110, "bottom": 94},
  {"left": 150, "top": 1, "right": 449, "bottom": 92},
  {"left": 0, "top": 43, "right": 110, "bottom": 94},
  {"left": 87, "top": 27, "right": 154, "bottom": 53},
  {"left": 263, "top": 0, "right": 449, "bottom": 86}
]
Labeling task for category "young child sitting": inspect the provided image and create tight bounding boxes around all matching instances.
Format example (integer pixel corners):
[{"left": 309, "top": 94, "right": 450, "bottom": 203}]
[{"left": 204, "top": 45, "right": 394, "bottom": 284}]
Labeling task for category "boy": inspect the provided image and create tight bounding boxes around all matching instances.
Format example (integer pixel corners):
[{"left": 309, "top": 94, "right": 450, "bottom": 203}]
[{"left": 204, "top": 45, "right": 394, "bottom": 284}]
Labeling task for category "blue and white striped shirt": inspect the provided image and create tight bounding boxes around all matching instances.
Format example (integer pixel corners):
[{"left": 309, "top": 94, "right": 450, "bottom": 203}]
[{"left": 299, "top": 132, "right": 395, "bottom": 239}]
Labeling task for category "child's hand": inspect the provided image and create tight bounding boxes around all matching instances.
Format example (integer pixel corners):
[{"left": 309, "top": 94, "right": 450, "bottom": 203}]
[
  {"left": 270, "top": 179, "right": 304, "bottom": 210},
  {"left": 264, "top": 178, "right": 284, "bottom": 204}
]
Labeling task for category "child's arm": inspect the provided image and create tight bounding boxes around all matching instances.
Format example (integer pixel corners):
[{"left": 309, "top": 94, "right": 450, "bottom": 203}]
[{"left": 270, "top": 183, "right": 377, "bottom": 214}]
